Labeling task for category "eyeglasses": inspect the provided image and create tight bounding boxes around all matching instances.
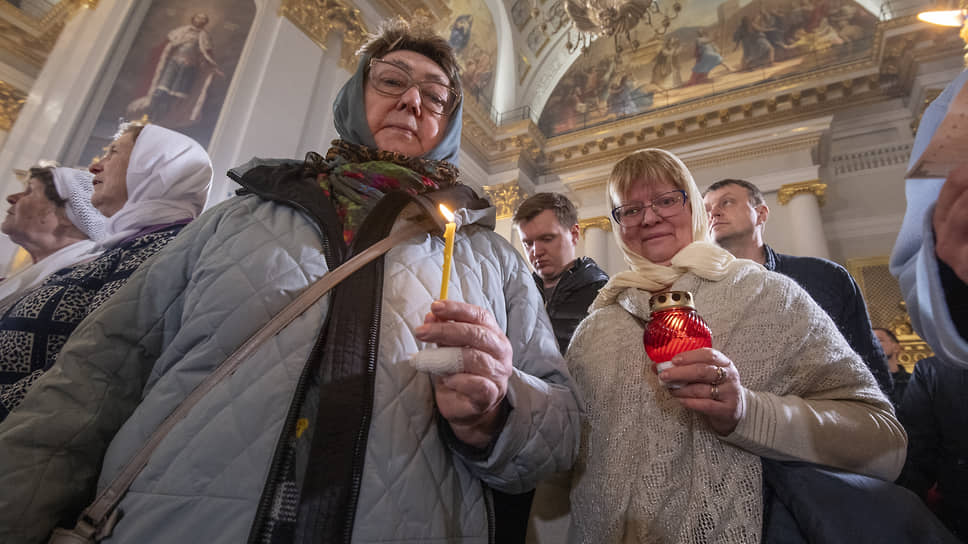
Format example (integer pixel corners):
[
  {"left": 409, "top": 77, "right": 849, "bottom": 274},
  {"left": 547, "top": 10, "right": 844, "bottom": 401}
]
[
  {"left": 611, "top": 190, "right": 688, "bottom": 227},
  {"left": 368, "top": 58, "right": 460, "bottom": 116}
]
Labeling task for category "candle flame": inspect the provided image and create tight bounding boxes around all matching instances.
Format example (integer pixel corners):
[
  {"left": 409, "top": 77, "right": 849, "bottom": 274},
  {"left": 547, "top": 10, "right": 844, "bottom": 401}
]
[{"left": 439, "top": 204, "right": 455, "bottom": 222}]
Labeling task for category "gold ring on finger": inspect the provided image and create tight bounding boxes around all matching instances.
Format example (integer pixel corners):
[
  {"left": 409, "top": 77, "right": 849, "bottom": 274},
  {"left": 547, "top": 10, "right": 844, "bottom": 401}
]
[
  {"left": 714, "top": 366, "right": 727, "bottom": 385},
  {"left": 710, "top": 384, "right": 720, "bottom": 401}
]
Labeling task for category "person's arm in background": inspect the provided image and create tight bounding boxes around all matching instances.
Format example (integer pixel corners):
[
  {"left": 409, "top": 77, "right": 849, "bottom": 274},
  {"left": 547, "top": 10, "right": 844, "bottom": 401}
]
[{"left": 891, "top": 69, "right": 968, "bottom": 367}]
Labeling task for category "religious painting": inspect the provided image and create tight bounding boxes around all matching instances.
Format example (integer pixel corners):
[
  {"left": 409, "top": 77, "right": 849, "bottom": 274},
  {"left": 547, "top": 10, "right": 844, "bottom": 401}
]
[
  {"left": 538, "top": 0, "right": 879, "bottom": 136},
  {"left": 77, "top": 0, "right": 255, "bottom": 164},
  {"left": 437, "top": 0, "right": 499, "bottom": 104}
]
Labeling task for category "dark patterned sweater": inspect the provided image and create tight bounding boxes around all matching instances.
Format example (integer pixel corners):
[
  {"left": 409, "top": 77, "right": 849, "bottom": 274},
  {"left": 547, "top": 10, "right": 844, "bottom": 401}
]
[{"left": 0, "top": 223, "right": 186, "bottom": 420}]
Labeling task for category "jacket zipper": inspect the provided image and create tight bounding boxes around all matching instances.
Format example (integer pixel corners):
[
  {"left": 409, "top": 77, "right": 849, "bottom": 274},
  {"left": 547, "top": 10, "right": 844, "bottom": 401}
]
[
  {"left": 484, "top": 485, "right": 496, "bottom": 544},
  {"left": 246, "top": 227, "right": 335, "bottom": 543},
  {"left": 246, "top": 330, "right": 327, "bottom": 543},
  {"left": 341, "top": 292, "right": 382, "bottom": 542}
]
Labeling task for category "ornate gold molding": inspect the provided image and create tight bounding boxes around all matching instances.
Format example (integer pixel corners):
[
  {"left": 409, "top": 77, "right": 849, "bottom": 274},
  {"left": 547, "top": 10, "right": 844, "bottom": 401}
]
[
  {"left": 0, "top": 80, "right": 28, "bottom": 131},
  {"left": 777, "top": 180, "right": 827, "bottom": 206},
  {"left": 279, "top": 0, "right": 369, "bottom": 71},
  {"left": 462, "top": 19, "right": 962, "bottom": 177},
  {"left": 578, "top": 216, "right": 611, "bottom": 237},
  {"left": 845, "top": 255, "right": 934, "bottom": 373},
  {"left": 540, "top": 74, "right": 888, "bottom": 174},
  {"left": 0, "top": 0, "right": 98, "bottom": 68},
  {"left": 482, "top": 181, "right": 525, "bottom": 219},
  {"left": 371, "top": 0, "right": 451, "bottom": 26}
]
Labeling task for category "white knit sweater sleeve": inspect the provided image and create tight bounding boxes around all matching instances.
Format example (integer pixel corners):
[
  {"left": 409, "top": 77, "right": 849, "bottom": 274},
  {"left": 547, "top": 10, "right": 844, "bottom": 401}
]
[
  {"left": 716, "top": 269, "right": 908, "bottom": 481},
  {"left": 723, "top": 389, "right": 907, "bottom": 480}
]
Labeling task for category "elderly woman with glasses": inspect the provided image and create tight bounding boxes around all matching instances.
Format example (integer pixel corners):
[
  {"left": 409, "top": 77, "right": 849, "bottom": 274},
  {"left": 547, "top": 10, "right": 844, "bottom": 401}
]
[
  {"left": 555, "top": 148, "right": 906, "bottom": 543},
  {"left": 0, "top": 18, "right": 579, "bottom": 544}
]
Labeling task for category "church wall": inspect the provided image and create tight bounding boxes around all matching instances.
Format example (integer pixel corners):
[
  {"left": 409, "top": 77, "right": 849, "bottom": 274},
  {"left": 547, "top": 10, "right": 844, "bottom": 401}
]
[{"left": 0, "top": 0, "right": 359, "bottom": 274}]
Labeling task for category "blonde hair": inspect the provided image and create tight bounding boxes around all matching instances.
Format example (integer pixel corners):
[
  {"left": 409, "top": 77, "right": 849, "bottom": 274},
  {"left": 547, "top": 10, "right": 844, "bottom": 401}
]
[
  {"left": 592, "top": 148, "right": 756, "bottom": 307},
  {"left": 606, "top": 148, "right": 712, "bottom": 247}
]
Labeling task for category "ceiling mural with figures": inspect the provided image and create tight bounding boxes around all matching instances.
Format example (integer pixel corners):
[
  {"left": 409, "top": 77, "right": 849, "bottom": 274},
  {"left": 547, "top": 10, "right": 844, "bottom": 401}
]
[
  {"left": 435, "top": 0, "right": 499, "bottom": 105},
  {"left": 537, "top": 0, "right": 879, "bottom": 136}
]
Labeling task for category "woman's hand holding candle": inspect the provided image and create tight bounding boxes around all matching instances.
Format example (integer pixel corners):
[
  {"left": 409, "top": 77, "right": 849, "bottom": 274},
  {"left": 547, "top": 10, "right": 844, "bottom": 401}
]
[
  {"left": 414, "top": 299, "right": 513, "bottom": 449},
  {"left": 659, "top": 347, "right": 744, "bottom": 436}
]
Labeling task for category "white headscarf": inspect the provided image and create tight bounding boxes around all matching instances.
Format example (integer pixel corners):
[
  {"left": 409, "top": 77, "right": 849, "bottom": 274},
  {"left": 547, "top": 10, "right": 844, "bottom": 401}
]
[
  {"left": 592, "top": 148, "right": 761, "bottom": 310},
  {"left": 98, "top": 124, "right": 213, "bottom": 248},
  {"left": 51, "top": 167, "right": 107, "bottom": 242}
]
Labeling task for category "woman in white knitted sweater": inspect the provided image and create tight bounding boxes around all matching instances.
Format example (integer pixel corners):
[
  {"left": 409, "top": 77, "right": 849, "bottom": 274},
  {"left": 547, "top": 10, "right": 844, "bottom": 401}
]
[{"left": 564, "top": 149, "right": 906, "bottom": 543}]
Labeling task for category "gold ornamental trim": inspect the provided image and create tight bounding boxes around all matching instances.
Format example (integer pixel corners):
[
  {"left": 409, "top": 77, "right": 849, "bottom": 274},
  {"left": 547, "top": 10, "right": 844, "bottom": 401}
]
[
  {"left": 578, "top": 216, "right": 612, "bottom": 237},
  {"left": 482, "top": 181, "right": 526, "bottom": 220},
  {"left": 280, "top": 0, "right": 369, "bottom": 71},
  {"left": 845, "top": 255, "right": 934, "bottom": 372},
  {"left": 541, "top": 75, "right": 889, "bottom": 174},
  {"left": 777, "top": 180, "right": 827, "bottom": 206},
  {"left": 461, "top": 18, "right": 963, "bottom": 177},
  {"left": 0, "top": 80, "right": 28, "bottom": 131},
  {"left": 371, "top": 0, "right": 451, "bottom": 26},
  {"left": 0, "top": 0, "right": 98, "bottom": 68}
]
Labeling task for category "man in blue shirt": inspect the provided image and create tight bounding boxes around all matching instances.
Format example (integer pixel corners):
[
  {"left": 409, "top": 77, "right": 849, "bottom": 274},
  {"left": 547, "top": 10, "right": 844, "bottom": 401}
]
[{"left": 703, "top": 178, "right": 893, "bottom": 396}]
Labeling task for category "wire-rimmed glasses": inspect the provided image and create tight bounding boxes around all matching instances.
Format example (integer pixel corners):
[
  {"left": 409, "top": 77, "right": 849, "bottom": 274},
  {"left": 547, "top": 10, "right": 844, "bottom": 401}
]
[
  {"left": 611, "top": 190, "right": 688, "bottom": 227},
  {"left": 367, "top": 58, "right": 460, "bottom": 116}
]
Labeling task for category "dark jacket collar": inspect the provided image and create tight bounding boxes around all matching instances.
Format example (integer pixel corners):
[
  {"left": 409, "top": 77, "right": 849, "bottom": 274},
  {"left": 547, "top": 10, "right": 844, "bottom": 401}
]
[
  {"left": 533, "top": 256, "right": 609, "bottom": 295},
  {"left": 762, "top": 244, "right": 779, "bottom": 272}
]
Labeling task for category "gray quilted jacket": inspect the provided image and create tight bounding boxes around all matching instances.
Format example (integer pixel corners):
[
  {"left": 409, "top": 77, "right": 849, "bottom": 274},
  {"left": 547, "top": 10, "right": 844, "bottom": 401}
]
[{"left": 0, "top": 168, "right": 580, "bottom": 543}]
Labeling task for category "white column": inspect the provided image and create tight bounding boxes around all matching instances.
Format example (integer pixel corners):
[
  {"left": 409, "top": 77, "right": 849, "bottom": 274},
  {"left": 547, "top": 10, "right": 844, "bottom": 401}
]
[
  {"left": 607, "top": 233, "right": 626, "bottom": 276},
  {"left": 581, "top": 218, "right": 610, "bottom": 269},
  {"left": 777, "top": 181, "right": 831, "bottom": 260}
]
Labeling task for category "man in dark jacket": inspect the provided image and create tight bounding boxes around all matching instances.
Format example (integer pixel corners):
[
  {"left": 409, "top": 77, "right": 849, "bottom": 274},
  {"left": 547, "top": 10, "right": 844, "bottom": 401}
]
[
  {"left": 514, "top": 192, "right": 609, "bottom": 354},
  {"left": 896, "top": 356, "right": 968, "bottom": 542},
  {"left": 703, "top": 179, "right": 893, "bottom": 396}
]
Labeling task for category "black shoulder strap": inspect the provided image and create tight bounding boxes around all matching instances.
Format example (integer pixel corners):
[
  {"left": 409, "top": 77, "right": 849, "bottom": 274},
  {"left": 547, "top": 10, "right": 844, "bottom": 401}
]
[{"left": 294, "top": 190, "right": 436, "bottom": 543}]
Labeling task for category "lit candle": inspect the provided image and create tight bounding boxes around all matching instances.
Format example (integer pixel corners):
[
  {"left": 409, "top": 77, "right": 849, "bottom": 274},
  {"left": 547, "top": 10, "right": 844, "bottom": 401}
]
[{"left": 439, "top": 204, "right": 456, "bottom": 300}]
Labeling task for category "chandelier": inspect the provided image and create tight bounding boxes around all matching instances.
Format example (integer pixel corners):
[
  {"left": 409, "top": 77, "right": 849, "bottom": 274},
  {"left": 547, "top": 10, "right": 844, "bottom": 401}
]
[{"left": 539, "top": 0, "right": 682, "bottom": 54}]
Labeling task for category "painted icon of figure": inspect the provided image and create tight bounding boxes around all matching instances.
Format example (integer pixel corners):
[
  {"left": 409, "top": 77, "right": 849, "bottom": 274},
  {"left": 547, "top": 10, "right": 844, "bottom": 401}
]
[
  {"left": 651, "top": 36, "right": 683, "bottom": 90},
  {"left": 687, "top": 29, "right": 732, "bottom": 85},
  {"left": 449, "top": 14, "right": 473, "bottom": 56},
  {"left": 127, "top": 13, "right": 224, "bottom": 128},
  {"left": 733, "top": 15, "right": 774, "bottom": 70}
]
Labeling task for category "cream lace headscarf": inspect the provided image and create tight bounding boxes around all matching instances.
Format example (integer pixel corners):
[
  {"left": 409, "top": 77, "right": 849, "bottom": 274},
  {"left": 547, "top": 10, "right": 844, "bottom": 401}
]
[{"left": 592, "top": 148, "right": 760, "bottom": 310}]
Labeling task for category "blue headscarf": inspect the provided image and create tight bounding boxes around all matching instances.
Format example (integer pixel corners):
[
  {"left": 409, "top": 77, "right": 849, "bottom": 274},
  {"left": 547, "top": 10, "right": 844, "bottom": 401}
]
[{"left": 333, "top": 55, "right": 463, "bottom": 166}]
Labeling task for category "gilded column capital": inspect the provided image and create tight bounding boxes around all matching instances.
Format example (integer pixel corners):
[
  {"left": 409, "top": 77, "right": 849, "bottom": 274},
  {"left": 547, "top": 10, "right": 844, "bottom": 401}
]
[
  {"left": 578, "top": 216, "right": 612, "bottom": 238},
  {"left": 777, "top": 180, "right": 827, "bottom": 206},
  {"left": 482, "top": 181, "right": 525, "bottom": 220},
  {"left": 280, "top": 0, "right": 368, "bottom": 71},
  {"left": 0, "top": 80, "right": 27, "bottom": 131}
]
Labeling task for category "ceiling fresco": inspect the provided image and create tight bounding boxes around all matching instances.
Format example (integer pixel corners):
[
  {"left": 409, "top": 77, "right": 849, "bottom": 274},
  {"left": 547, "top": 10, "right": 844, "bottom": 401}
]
[
  {"left": 434, "top": 0, "right": 499, "bottom": 105},
  {"left": 537, "top": 0, "right": 879, "bottom": 137}
]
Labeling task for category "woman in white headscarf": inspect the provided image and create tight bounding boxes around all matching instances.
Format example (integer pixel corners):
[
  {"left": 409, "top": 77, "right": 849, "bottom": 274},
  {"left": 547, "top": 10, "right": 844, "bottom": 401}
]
[
  {"left": 560, "top": 148, "right": 906, "bottom": 543},
  {"left": 0, "top": 122, "right": 212, "bottom": 421},
  {"left": 0, "top": 165, "right": 106, "bottom": 309}
]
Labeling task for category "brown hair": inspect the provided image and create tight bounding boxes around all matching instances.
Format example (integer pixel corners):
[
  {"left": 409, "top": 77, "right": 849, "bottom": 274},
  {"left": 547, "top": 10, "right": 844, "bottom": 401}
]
[
  {"left": 358, "top": 18, "right": 462, "bottom": 107},
  {"left": 27, "top": 165, "right": 65, "bottom": 206},
  {"left": 874, "top": 327, "right": 899, "bottom": 344},
  {"left": 704, "top": 178, "right": 766, "bottom": 207},
  {"left": 513, "top": 192, "right": 578, "bottom": 228}
]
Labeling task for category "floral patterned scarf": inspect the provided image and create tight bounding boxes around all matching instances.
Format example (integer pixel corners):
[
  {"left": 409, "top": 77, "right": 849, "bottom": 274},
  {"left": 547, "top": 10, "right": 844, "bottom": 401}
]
[{"left": 306, "top": 140, "right": 459, "bottom": 245}]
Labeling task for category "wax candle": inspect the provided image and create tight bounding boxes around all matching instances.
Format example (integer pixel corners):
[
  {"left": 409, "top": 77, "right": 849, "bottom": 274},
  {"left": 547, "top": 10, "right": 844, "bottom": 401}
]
[{"left": 439, "top": 204, "right": 456, "bottom": 300}]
